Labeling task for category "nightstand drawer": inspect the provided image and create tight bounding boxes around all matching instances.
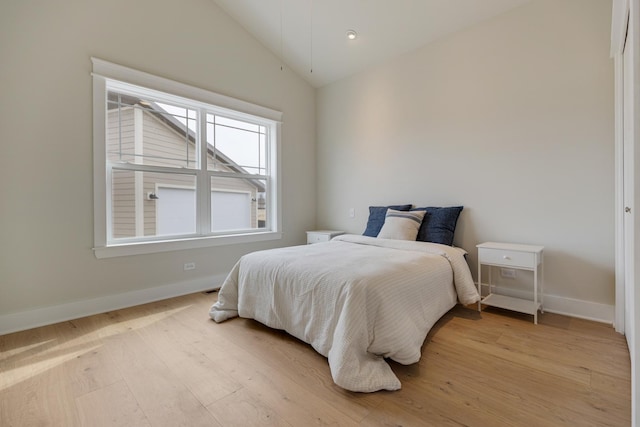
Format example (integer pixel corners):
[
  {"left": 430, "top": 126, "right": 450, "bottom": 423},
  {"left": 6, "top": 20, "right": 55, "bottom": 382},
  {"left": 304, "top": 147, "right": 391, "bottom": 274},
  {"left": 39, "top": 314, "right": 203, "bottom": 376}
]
[
  {"left": 478, "top": 247, "right": 535, "bottom": 269},
  {"left": 307, "top": 233, "right": 331, "bottom": 244},
  {"left": 306, "top": 230, "right": 344, "bottom": 244}
]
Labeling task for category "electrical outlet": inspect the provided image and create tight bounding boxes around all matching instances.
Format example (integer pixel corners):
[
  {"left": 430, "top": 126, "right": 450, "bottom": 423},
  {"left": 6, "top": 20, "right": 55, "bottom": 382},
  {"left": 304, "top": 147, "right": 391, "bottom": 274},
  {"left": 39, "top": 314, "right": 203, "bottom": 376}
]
[
  {"left": 184, "top": 262, "right": 196, "bottom": 271},
  {"left": 348, "top": 208, "right": 355, "bottom": 218},
  {"left": 500, "top": 268, "right": 516, "bottom": 279}
]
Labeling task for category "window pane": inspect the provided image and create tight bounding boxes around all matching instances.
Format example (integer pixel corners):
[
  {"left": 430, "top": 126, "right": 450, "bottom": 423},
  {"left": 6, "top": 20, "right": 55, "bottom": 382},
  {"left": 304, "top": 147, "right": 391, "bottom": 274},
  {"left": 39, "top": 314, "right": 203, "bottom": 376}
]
[
  {"left": 111, "top": 170, "right": 197, "bottom": 239},
  {"left": 210, "top": 176, "right": 267, "bottom": 232},
  {"left": 206, "top": 114, "right": 266, "bottom": 175},
  {"left": 107, "top": 91, "right": 198, "bottom": 169}
]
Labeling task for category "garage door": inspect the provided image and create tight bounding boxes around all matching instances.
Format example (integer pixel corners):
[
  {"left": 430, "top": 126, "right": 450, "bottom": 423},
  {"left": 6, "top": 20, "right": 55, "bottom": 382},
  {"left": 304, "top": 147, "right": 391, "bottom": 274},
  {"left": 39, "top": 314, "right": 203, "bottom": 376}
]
[
  {"left": 156, "top": 187, "right": 197, "bottom": 236},
  {"left": 211, "top": 191, "right": 251, "bottom": 231},
  {"left": 156, "top": 187, "right": 251, "bottom": 235}
]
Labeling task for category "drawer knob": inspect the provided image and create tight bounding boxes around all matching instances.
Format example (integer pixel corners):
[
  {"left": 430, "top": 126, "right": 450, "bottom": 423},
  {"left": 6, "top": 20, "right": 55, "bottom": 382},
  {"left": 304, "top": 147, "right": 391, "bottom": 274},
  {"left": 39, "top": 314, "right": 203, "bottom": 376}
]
[{"left": 503, "top": 255, "right": 511, "bottom": 260}]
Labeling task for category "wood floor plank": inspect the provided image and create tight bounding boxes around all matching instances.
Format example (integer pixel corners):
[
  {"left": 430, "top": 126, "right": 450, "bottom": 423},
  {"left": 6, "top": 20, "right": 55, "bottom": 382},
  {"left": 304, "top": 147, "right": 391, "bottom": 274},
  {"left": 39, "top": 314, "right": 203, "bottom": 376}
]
[
  {"left": 0, "top": 292, "right": 630, "bottom": 427},
  {"left": 101, "top": 329, "right": 222, "bottom": 427},
  {"left": 50, "top": 319, "right": 123, "bottom": 399},
  {"left": 75, "top": 380, "right": 151, "bottom": 427},
  {"left": 495, "top": 329, "right": 630, "bottom": 379},
  {"left": 422, "top": 320, "right": 630, "bottom": 427},
  {"left": 419, "top": 340, "right": 623, "bottom": 427},
  {"left": 0, "top": 356, "right": 81, "bottom": 426},
  {"left": 431, "top": 318, "right": 594, "bottom": 386},
  {"left": 133, "top": 312, "right": 243, "bottom": 407},
  {"left": 475, "top": 307, "right": 628, "bottom": 353},
  {"left": 385, "top": 352, "right": 547, "bottom": 427},
  {"left": 591, "top": 370, "right": 632, "bottom": 398},
  {"left": 206, "top": 387, "right": 293, "bottom": 427},
  {"left": 358, "top": 398, "right": 460, "bottom": 427}
]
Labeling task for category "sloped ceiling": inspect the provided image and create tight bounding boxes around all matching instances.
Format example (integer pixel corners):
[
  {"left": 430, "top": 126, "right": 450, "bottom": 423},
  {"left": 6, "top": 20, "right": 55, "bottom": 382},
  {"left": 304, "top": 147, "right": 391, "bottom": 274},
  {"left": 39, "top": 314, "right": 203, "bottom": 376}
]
[{"left": 211, "top": 0, "right": 533, "bottom": 87}]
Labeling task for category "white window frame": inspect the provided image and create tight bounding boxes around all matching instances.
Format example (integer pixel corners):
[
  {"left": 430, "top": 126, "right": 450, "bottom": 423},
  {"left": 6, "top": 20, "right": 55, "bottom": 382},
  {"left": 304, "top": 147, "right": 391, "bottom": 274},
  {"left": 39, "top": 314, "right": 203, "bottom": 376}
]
[{"left": 92, "top": 58, "right": 282, "bottom": 258}]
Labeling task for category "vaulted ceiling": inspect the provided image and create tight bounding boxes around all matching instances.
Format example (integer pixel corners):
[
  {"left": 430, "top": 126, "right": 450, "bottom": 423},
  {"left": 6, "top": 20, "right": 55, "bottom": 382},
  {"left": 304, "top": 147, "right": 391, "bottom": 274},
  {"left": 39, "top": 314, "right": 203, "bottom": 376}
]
[{"left": 211, "top": 0, "right": 532, "bottom": 87}]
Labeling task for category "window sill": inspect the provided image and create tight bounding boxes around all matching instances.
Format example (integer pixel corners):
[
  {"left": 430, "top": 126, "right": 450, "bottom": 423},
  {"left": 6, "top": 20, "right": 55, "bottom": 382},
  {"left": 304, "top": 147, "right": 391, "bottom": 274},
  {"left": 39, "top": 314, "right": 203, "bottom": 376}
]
[{"left": 93, "top": 231, "right": 282, "bottom": 259}]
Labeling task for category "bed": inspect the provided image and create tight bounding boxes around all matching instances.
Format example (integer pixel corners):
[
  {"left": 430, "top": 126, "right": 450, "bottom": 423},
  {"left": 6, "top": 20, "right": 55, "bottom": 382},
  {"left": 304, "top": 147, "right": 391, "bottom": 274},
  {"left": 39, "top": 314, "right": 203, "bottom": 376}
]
[{"left": 209, "top": 234, "right": 479, "bottom": 392}]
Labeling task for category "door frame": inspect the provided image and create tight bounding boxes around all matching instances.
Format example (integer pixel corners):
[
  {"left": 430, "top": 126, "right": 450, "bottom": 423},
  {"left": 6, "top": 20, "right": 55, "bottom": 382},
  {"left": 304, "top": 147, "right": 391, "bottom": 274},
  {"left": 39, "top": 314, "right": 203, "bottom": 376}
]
[
  {"left": 612, "top": 0, "right": 640, "bottom": 424},
  {"left": 612, "top": 0, "right": 629, "bottom": 335}
]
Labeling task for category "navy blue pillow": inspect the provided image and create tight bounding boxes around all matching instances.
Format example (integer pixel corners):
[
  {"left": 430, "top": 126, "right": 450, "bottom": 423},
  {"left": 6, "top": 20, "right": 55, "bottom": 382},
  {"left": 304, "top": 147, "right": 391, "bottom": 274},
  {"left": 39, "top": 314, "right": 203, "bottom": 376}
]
[
  {"left": 413, "top": 206, "right": 463, "bottom": 246},
  {"left": 362, "top": 204, "right": 412, "bottom": 237}
]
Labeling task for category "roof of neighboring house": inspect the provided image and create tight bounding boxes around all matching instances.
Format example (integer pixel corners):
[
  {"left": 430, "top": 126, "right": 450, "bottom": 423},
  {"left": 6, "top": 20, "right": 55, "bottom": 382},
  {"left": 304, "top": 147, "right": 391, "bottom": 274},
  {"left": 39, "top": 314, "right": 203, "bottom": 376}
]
[{"left": 107, "top": 92, "right": 266, "bottom": 193}]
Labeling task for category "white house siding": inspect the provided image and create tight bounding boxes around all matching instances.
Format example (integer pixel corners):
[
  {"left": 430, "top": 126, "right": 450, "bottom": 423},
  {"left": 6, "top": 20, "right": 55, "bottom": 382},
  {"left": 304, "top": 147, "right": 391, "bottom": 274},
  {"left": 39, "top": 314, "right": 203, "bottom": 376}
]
[
  {"left": 110, "top": 170, "right": 136, "bottom": 238},
  {"left": 141, "top": 109, "right": 197, "bottom": 169},
  {"left": 107, "top": 108, "right": 135, "bottom": 238},
  {"left": 107, "top": 107, "right": 260, "bottom": 239},
  {"left": 106, "top": 107, "right": 135, "bottom": 163}
]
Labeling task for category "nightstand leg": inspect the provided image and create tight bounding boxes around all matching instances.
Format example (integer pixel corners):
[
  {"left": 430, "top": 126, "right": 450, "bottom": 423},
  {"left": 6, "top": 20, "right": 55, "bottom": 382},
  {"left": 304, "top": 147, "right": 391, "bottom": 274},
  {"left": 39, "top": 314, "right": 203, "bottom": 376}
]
[
  {"left": 540, "top": 260, "right": 544, "bottom": 313},
  {"left": 534, "top": 266, "right": 538, "bottom": 324},
  {"left": 477, "top": 262, "right": 482, "bottom": 312},
  {"left": 488, "top": 267, "right": 492, "bottom": 296}
]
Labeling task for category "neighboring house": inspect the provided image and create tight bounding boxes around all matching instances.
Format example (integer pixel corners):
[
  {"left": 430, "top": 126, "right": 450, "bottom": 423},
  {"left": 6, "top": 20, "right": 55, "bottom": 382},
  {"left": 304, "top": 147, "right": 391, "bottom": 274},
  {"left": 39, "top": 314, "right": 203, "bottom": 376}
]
[{"left": 107, "top": 94, "right": 266, "bottom": 239}]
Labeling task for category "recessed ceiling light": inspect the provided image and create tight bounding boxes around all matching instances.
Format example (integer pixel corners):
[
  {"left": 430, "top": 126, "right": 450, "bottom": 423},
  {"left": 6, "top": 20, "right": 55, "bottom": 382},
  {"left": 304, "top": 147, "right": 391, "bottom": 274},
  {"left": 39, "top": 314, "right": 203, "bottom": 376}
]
[{"left": 346, "top": 30, "right": 357, "bottom": 40}]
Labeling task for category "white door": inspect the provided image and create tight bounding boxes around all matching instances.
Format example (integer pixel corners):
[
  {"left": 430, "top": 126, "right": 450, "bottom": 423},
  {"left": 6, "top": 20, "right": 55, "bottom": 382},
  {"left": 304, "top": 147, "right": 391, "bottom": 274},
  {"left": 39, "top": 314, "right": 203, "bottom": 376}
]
[
  {"left": 156, "top": 187, "right": 197, "bottom": 236},
  {"left": 619, "top": 2, "right": 640, "bottom": 425},
  {"left": 623, "top": 18, "right": 636, "bottom": 355}
]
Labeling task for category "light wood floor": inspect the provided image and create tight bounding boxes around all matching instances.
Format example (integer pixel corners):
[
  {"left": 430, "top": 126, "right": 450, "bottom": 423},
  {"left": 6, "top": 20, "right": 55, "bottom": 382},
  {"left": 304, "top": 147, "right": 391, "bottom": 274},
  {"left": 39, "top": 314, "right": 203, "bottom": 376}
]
[{"left": 0, "top": 292, "right": 630, "bottom": 426}]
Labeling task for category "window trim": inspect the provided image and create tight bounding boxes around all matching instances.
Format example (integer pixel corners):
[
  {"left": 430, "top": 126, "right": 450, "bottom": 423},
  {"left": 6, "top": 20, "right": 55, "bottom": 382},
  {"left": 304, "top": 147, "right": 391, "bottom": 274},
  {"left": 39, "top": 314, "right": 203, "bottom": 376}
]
[{"left": 92, "top": 58, "right": 282, "bottom": 259}]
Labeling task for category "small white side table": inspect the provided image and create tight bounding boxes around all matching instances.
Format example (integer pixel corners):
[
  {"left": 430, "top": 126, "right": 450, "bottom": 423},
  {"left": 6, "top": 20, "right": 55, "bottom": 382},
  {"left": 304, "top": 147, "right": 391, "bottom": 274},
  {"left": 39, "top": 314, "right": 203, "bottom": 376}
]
[
  {"left": 306, "top": 230, "right": 345, "bottom": 244},
  {"left": 477, "top": 242, "right": 544, "bottom": 324}
]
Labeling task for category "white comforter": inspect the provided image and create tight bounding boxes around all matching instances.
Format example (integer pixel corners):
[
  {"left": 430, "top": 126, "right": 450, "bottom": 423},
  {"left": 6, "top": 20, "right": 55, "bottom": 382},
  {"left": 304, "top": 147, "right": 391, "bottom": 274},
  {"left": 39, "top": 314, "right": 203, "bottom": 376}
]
[{"left": 209, "top": 234, "right": 479, "bottom": 392}]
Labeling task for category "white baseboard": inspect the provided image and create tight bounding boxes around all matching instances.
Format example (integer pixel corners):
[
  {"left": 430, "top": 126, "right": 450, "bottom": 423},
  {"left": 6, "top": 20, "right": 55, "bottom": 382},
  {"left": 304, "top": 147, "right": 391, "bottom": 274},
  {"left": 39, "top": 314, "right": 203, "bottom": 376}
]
[
  {"left": 1, "top": 278, "right": 615, "bottom": 336},
  {"left": 478, "top": 283, "right": 614, "bottom": 324},
  {"left": 0, "top": 274, "right": 228, "bottom": 336}
]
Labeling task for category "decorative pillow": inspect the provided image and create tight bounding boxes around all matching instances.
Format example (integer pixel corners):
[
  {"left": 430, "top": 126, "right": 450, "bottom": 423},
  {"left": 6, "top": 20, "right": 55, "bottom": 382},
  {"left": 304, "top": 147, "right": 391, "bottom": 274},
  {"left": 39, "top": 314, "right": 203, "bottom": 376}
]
[
  {"left": 413, "top": 206, "right": 463, "bottom": 246},
  {"left": 362, "top": 204, "right": 412, "bottom": 237},
  {"left": 377, "top": 209, "right": 426, "bottom": 241}
]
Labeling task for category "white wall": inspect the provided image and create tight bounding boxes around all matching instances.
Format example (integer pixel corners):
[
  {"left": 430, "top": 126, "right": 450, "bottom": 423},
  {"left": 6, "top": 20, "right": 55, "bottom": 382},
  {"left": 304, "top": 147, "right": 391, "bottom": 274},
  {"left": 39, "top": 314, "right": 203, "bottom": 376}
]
[
  {"left": 317, "top": 0, "right": 615, "bottom": 320},
  {"left": 0, "top": 0, "right": 316, "bottom": 331}
]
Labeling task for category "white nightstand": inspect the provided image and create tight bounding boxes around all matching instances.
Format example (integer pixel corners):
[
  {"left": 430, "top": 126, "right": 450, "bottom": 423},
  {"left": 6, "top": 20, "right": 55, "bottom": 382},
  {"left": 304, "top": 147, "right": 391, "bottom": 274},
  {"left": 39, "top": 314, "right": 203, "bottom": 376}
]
[
  {"left": 306, "top": 230, "right": 345, "bottom": 244},
  {"left": 477, "top": 242, "right": 544, "bottom": 324}
]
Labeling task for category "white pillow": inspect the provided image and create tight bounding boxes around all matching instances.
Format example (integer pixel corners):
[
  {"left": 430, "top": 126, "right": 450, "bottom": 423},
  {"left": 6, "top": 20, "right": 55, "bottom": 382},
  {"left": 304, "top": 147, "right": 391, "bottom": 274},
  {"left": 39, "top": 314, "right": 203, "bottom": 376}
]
[{"left": 377, "top": 209, "right": 426, "bottom": 241}]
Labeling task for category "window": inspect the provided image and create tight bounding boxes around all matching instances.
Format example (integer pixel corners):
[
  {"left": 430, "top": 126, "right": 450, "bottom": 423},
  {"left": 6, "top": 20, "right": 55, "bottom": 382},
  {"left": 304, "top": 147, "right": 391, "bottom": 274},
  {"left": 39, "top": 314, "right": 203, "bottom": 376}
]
[{"left": 92, "top": 58, "right": 282, "bottom": 258}]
